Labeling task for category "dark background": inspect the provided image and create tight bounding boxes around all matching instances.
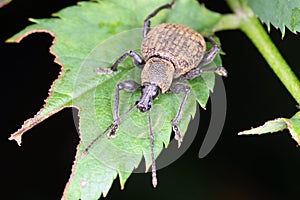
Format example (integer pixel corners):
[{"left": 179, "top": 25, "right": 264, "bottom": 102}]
[{"left": 1, "top": 0, "right": 300, "bottom": 199}]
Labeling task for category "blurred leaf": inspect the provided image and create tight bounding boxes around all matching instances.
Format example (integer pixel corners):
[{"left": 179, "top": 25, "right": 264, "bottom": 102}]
[
  {"left": 8, "top": 0, "right": 223, "bottom": 199},
  {"left": 0, "top": 0, "right": 11, "bottom": 8},
  {"left": 239, "top": 111, "right": 300, "bottom": 145},
  {"left": 247, "top": 0, "right": 300, "bottom": 36}
]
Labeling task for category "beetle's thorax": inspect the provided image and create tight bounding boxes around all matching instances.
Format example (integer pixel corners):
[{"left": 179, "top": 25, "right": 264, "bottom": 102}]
[
  {"left": 141, "top": 57, "right": 175, "bottom": 93},
  {"left": 136, "top": 83, "right": 160, "bottom": 112}
]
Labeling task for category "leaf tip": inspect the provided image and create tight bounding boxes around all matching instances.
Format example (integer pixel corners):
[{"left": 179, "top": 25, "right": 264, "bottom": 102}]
[
  {"left": 152, "top": 177, "right": 158, "bottom": 188},
  {"left": 284, "top": 118, "right": 300, "bottom": 145},
  {"left": 237, "top": 127, "right": 258, "bottom": 136},
  {"left": 291, "top": 135, "right": 300, "bottom": 146},
  {"left": 237, "top": 131, "right": 245, "bottom": 136},
  {"left": 28, "top": 18, "right": 39, "bottom": 23},
  {"left": 5, "top": 37, "right": 14, "bottom": 43},
  {"left": 266, "top": 22, "right": 271, "bottom": 33},
  {"left": 120, "top": 184, "right": 125, "bottom": 190},
  {"left": 281, "top": 25, "right": 286, "bottom": 38},
  {"left": 8, "top": 133, "right": 22, "bottom": 146}
]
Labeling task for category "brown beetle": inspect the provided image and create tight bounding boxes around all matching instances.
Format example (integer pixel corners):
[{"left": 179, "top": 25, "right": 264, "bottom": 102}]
[{"left": 83, "top": 0, "right": 227, "bottom": 187}]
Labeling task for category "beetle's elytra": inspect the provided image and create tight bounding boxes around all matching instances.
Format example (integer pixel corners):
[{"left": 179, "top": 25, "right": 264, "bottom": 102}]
[
  {"left": 84, "top": 0, "right": 227, "bottom": 188},
  {"left": 141, "top": 23, "right": 207, "bottom": 93},
  {"left": 142, "top": 23, "right": 206, "bottom": 79}
]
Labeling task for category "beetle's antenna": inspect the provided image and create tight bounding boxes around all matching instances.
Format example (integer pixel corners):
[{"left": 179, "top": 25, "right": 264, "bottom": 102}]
[
  {"left": 148, "top": 110, "right": 157, "bottom": 188},
  {"left": 82, "top": 104, "right": 137, "bottom": 157},
  {"left": 81, "top": 123, "right": 113, "bottom": 157}
]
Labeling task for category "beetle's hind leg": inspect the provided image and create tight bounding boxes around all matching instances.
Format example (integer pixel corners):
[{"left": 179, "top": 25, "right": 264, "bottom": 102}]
[
  {"left": 198, "top": 36, "right": 220, "bottom": 68},
  {"left": 180, "top": 66, "right": 227, "bottom": 81},
  {"left": 179, "top": 37, "right": 227, "bottom": 81},
  {"left": 143, "top": 0, "right": 175, "bottom": 38},
  {"left": 94, "top": 50, "right": 145, "bottom": 75}
]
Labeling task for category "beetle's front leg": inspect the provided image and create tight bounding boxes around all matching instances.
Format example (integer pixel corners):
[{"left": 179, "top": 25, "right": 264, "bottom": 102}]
[
  {"left": 82, "top": 80, "right": 140, "bottom": 156},
  {"left": 94, "top": 50, "right": 145, "bottom": 75},
  {"left": 169, "top": 83, "right": 191, "bottom": 147},
  {"left": 108, "top": 80, "right": 141, "bottom": 138}
]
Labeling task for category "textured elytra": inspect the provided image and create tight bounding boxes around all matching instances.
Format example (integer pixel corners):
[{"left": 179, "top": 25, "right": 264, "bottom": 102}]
[{"left": 142, "top": 23, "right": 206, "bottom": 78}]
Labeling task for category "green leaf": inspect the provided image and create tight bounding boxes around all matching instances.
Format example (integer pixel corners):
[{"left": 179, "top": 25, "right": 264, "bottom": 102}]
[
  {"left": 247, "top": 0, "right": 300, "bottom": 36},
  {"left": 8, "top": 0, "right": 223, "bottom": 199},
  {"left": 166, "top": 0, "right": 221, "bottom": 35},
  {"left": 239, "top": 111, "right": 300, "bottom": 145}
]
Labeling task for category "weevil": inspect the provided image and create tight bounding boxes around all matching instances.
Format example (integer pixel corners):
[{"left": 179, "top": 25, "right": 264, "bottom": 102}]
[{"left": 83, "top": 0, "right": 227, "bottom": 187}]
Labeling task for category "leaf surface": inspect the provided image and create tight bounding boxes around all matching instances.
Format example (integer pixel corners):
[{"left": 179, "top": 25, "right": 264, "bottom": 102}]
[
  {"left": 8, "top": 0, "right": 223, "bottom": 199},
  {"left": 247, "top": 0, "right": 300, "bottom": 35}
]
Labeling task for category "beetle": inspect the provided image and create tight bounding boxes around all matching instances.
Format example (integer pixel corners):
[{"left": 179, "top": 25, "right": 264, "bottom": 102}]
[{"left": 83, "top": 0, "right": 227, "bottom": 187}]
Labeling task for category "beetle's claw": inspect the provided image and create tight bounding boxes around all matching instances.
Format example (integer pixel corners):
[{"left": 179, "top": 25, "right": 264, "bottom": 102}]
[
  {"left": 107, "top": 123, "right": 119, "bottom": 138},
  {"left": 216, "top": 67, "right": 228, "bottom": 77},
  {"left": 94, "top": 67, "right": 114, "bottom": 75},
  {"left": 173, "top": 125, "right": 183, "bottom": 148},
  {"left": 107, "top": 131, "right": 116, "bottom": 138}
]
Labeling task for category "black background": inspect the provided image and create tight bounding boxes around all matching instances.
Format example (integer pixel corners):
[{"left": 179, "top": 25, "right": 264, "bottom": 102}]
[{"left": 1, "top": 0, "right": 300, "bottom": 199}]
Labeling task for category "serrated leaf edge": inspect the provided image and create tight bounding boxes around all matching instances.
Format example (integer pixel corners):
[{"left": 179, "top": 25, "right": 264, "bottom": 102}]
[
  {"left": 239, "top": 116, "right": 300, "bottom": 145},
  {"left": 284, "top": 118, "right": 300, "bottom": 145},
  {"left": 62, "top": 138, "right": 82, "bottom": 200}
]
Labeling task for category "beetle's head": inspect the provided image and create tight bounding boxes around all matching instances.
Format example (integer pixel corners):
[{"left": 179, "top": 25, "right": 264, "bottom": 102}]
[{"left": 136, "top": 83, "right": 160, "bottom": 112}]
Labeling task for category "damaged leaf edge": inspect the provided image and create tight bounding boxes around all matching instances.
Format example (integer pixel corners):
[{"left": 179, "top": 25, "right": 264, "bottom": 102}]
[
  {"left": 8, "top": 29, "right": 76, "bottom": 145},
  {"left": 8, "top": 29, "right": 86, "bottom": 199}
]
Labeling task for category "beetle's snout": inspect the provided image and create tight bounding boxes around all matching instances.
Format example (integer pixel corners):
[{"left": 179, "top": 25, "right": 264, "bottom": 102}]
[
  {"left": 136, "top": 101, "right": 152, "bottom": 112},
  {"left": 136, "top": 83, "right": 160, "bottom": 113}
]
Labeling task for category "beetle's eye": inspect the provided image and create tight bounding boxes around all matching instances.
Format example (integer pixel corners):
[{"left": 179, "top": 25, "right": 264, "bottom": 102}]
[{"left": 152, "top": 87, "right": 160, "bottom": 99}]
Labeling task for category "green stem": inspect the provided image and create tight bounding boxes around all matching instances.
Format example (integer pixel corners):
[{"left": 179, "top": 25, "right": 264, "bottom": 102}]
[{"left": 226, "top": 0, "right": 300, "bottom": 105}]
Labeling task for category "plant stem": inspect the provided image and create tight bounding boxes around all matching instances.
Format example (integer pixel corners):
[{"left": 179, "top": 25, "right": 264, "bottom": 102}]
[{"left": 226, "top": 0, "right": 300, "bottom": 105}]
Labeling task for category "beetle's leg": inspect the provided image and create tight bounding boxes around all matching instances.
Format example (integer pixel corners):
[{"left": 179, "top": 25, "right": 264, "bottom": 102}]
[
  {"left": 82, "top": 80, "right": 139, "bottom": 156},
  {"left": 112, "top": 51, "right": 145, "bottom": 71},
  {"left": 179, "top": 66, "right": 227, "bottom": 81},
  {"left": 94, "top": 50, "right": 145, "bottom": 75},
  {"left": 178, "top": 36, "right": 227, "bottom": 81},
  {"left": 114, "top": 80, "right": 140, "bottom": 120},
  {"left": 169, "top": 83, "right": 191, "bottom": 147},
  {"left": 143, "top": 0, "right": 175, "bottom": 38},
  {"left": 108, "top": 80, "right": 141, "bottom": 138},
  {"left": 198, "top": 36, "right": 220, "bottom": 68}
]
